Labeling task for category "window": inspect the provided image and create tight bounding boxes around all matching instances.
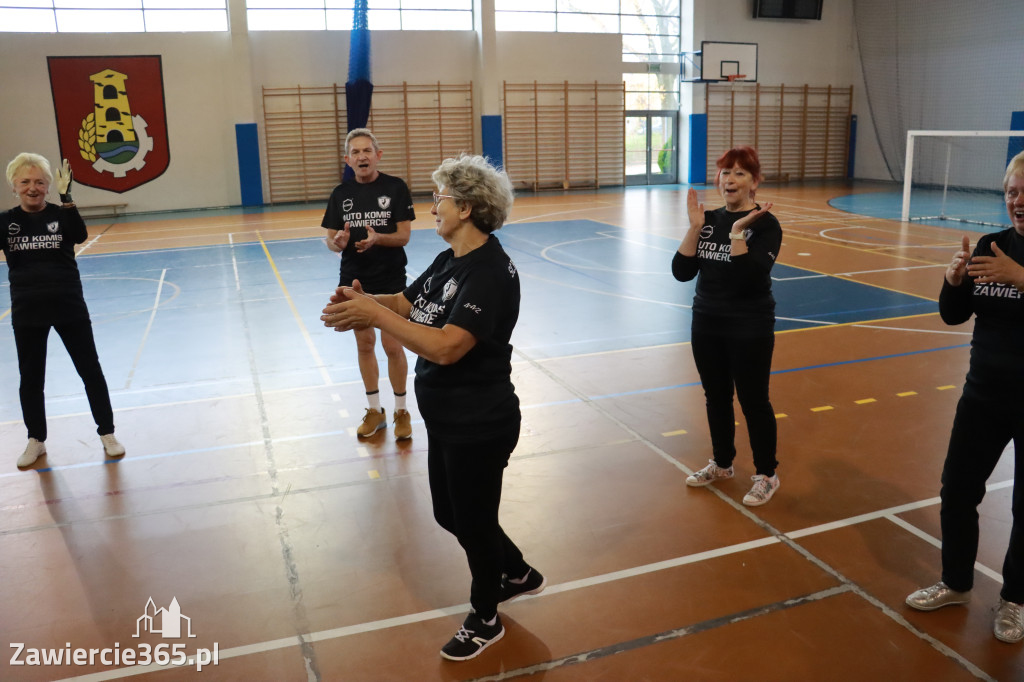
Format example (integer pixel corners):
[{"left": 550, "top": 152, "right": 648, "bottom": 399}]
[
  {"left": 496, "top": 0, "right": 680, "bottom": 63},
  {"left": 0, "top": 0, "right": 228, "bottom": 33},
  {"left": 245, "top": 1, "right": 473, "bottom": 32}
]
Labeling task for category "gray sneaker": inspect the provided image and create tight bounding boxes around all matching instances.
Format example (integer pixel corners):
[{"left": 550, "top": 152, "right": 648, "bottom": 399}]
[
  {"left": 994, "top": 599, "right": 1024, "bottom": 643},
  {"left": 686, "top": 460, "right": 734, "bottom": 487},
  {"left": 905, "top": 582, "right": 971, "bottom": 611}
]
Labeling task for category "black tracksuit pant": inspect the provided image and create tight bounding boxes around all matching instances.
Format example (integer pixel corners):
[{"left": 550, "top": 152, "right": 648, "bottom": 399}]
[
  {"left": 13, "top": 321, "right": 115, "bottom": 441},
  {"left": 691, "top": 328, "right": 778, "bottom": 477},
  {"left": 427, "top": 424, "right": 530, "bottom": 620},
  {"left": 940, "top": 394, "right": 1024, "bottom": 603}
]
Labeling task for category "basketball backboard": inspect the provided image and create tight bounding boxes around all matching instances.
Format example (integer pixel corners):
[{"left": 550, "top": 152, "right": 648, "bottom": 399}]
[{"left": 681, "top": 41, "right": 758, "bottom": 83}]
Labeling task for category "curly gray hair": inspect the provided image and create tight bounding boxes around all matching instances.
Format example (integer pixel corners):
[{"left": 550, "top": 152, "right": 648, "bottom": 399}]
[
  {"left": 6, "top": 153, "right": 53, "bottom": 187},
  {"left": 431, "top": 154, "right": 514, "bottom": 234}
]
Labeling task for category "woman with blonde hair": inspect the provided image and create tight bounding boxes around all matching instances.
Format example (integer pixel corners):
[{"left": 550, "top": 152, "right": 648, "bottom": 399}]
[
  {"left": 1, "top": 153, "right": 124, "bottom": 468},
  {"left": 906, "top": 150, "right": 1024, "bottom": 643}
]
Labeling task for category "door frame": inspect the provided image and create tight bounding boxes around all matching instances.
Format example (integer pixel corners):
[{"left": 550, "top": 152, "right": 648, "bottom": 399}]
[{"left": 625, "top": 110, "right": 679, "bottom": 185}]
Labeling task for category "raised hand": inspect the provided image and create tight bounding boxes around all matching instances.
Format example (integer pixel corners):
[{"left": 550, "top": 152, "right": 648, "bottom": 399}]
[
  {"left": 686, "top": 188, "right": 704, "bottom": 231},
  {"left": 355, "top": 226, "right": 378, "bottom": 252},
  {"left": 967, "top": 241, "right": 1024, "bottom": 289},
  {"left": 945, "top": 235, "right": 970, "bottom": 286},
  {"left": 56, "top": 158, "right": 73, "bottom": 201},
  {"left": 333, "top": 222, "right": 352, "bottom": 251}
]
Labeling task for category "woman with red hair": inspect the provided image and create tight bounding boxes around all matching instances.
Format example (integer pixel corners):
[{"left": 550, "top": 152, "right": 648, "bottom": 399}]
[{"left": 672, "top": 146, "right": 783, "bottom": 506}]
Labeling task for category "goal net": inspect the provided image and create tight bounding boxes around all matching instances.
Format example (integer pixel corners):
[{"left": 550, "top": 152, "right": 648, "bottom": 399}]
[{"left": 902, "top": 130, "right": 1024, "bottom": 228}]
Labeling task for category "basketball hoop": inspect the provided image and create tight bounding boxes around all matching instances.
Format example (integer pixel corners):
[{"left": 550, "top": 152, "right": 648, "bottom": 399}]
[{"left": 725, "top": 74, "right": 747, "bottom": 82}]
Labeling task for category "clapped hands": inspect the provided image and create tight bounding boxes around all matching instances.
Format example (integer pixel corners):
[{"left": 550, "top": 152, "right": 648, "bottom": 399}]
[
  {"left": 967, "top": 240, "right": 1024, "bottom": 290},
  {"left": 731, "top": 201, "right": 774, "bottom": 236},
  {"left": 321, "top": 279, "right": 379, "bottom": 331}
]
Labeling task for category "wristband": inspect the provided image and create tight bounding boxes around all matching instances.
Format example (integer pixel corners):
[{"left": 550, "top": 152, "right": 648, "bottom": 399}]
[
  {"left": 729, "top": 232, "right": 746, "bottom": 240},
  {"left": 60, "top": 193, "right": 73, "bottom": 204}
]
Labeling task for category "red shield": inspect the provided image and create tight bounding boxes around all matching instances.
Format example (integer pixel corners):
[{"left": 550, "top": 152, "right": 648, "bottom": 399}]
[{"left": 48, "top": 55, "right": 170, "bottom": 193}]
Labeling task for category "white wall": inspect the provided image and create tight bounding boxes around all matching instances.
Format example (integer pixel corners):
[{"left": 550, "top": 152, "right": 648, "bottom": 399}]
[
  {"left": 691, "top": 0, "right": 888, "bottom": 180},
  {"left": 0, "top": 5, "right": 887, "bottom": 214}
]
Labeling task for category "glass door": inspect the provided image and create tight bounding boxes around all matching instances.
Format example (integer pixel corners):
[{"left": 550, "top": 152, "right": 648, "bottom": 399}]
[{"left": 625, "top": 111, "right": 678, "bottom": 185}]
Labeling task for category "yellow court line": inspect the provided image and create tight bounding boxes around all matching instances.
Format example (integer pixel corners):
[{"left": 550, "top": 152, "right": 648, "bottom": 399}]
[
  {"left": 368, "top": 470, "right": 381, "bottom": 480},
  {"left": 661, "top": 429, "right": 688, "bottom": 437},
  {"left": 897, "top": 391, "right": 918, "bottom": 397},
  {"left": 780, "top": 229, "right": 948, "bottom": 268},
  {"left": 775, "top": 311, "right": 940, "bottom": 335},
  {"left": 774, "top": 254, "right": 939, "bottom": 302},
  {"left": 854, "top": 398, "right": 877, "bottom": 405},
  {"left": 775, "top": 413, "right": 788, "bottom": 418},
  {"left": 257, "top": 230, "right": 332, "bottom": 386},
  {"left": 936, "top": 385, "right": 957, "bottom": 391},
  {"left": 811, "top": 405, "right": 834, "bottom": 412},
  {"left": 0, "top": 308, "right": 8, "bottom": 322}
]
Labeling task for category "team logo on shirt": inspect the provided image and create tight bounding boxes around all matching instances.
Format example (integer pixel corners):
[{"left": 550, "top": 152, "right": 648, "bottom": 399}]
[
  {"left": 343, "top": 198, "right": 354, "bottom": 212},
  {"left": 378, "top": 196, "right": 391, "bottom": 210},
  {"left": 442, "top": 277, "right": 458, "bottom": 302},
  {"left": 47, "top": 222, "right": 59, "bottom": 234},
  {"left": 48, "top": 55, "right": 170, "bottom": 193},
  {"left": 7, "top": 222, "right": 19, "bottom": 236},
  {"left": 700, "top": 225, "right": 713, "bottom": 239}
]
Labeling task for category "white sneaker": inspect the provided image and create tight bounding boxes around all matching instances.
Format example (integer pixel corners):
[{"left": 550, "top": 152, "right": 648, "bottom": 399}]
[
  {"left": 101, "top": 433, "right": 126, "bottom": 458},
  {"left": 18, "top": 438, "right": 46, "bottom": 468},
  {"left": 686, "top": 460, "right": 735, "bottom": 487},
  {"left": 742, "top": 474, "right": 780, "bottom": 506}
]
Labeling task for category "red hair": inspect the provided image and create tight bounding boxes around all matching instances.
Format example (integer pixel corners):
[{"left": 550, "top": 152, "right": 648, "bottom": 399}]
[{"left": 715, "top": 146, "right": 763, "bottom": 186}]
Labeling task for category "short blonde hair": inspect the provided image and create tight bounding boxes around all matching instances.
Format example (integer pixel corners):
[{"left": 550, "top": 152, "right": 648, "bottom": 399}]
[
  {"left": 6, "top": 153, "right": 52, "bottom": 187},
  {"left": 431, "top": 154, "right": 514, "bottom": 234},
  {"left": 345, "top": 128, "right": 379, "bottom": 153},
  {"left": 1005, "top": 150, "right": 1024, "bottom": 190}
]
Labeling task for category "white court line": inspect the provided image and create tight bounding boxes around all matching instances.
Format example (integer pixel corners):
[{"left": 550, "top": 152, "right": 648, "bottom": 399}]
[
  {"left": 76, "top": 234, "right": 103, "bottom": 256},
  {"left": 885, "top": 514, "right": 1004, "bottom": 585},
  {"left": 123, "top": 269, "right": 166, "bottom": 390},
  {"left": 51, "top": 482, "right": 1012, "bottom": 681},
  {"left": 853, "top": 324, "right": 972, "bottom": 336},
  {"left": 229, "top": 233, "right": 241, "bottom": 291}
]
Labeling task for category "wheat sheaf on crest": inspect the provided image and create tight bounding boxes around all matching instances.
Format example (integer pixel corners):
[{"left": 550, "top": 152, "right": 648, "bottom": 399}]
[{"left": 78, "top": 113, "right": 97, "bottom": 162}]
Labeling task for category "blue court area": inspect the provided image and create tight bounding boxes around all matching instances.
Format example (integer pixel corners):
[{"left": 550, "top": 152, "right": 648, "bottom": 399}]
[
  {"left": 829, "top": 188, "right": 1009, "bottom": 232},
  {"left": 0, "top": 219, "right": 937, "bottom": 423}
]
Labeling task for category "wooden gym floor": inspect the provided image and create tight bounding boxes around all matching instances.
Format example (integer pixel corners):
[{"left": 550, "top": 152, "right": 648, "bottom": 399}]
[{"left": 0, "top": 180, "right": 1020, "bottom": 681}]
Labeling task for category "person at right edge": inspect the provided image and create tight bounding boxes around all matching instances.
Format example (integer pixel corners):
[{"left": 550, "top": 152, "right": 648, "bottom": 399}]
[
  {"left": 671, "top": 145, "right": 782, "bottom": 506},
  {"left": 906, "top": 150, "right": 1024, "bottom": 644}
]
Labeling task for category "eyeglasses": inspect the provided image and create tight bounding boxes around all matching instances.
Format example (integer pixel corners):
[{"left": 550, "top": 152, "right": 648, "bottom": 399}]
[{"left": 432, "top": 191, "right": 456, "bottom": 208}]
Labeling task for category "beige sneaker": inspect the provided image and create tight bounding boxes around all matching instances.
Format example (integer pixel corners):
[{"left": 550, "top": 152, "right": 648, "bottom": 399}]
[
  {"left": 393, "top": 409, "right": 412, "bottom": 440},
  {"left": 17, "top": 438, "right": 46, "bottom": 468},
  {"left": 101, "top": 433, "right": 126, "bottom": 458},
  {"left": 357, "top": 408, "right": 387, "bottom": 437}
]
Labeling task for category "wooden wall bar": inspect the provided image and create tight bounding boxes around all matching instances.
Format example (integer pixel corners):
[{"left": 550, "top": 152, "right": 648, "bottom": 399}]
[
  {"left": 262, "top": 82, "right": 474, "bottom": 204},
  {"left": 503, "top": 81, "right": 625, "bottom": 191},
  {"left": 705, "top": 83, "right": 853, "bottom": 183}
]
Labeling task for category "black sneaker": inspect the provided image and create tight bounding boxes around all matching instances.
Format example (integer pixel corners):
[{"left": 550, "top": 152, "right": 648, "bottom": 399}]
[
  {"left": 440, "top": 613, "right": 504, "bottom": 661},
  {"left": 499, "top": 567, "right": 546, "bottom": 604}
]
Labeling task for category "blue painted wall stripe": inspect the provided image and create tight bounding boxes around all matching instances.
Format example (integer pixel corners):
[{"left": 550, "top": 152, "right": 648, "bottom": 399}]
[
  {"left": 235, "top": 123, "right": 263, "bottom": 207},
  {"left": 688, "top": 113, "right": 707, "bottom": 184},
  {"left": 481, "top": 115, "right": 503, "bottom": 168},
  {"left": 1009, "top": 111, "right": 1024, "bottom": 166}
]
